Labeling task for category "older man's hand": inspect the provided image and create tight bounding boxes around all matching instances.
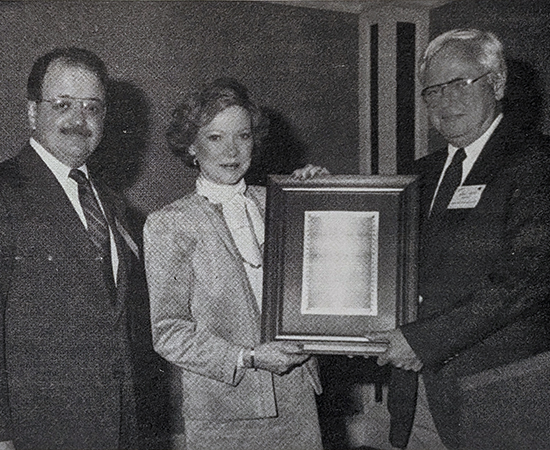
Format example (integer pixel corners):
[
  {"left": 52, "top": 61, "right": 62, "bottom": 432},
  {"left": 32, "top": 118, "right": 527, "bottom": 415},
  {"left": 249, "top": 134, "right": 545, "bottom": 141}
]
[
  {"left": 365, "top": 329, "right": 423, "bottom": 372},
  {"left": 290, "top": 164, "right": 330, "bottom": 180}
]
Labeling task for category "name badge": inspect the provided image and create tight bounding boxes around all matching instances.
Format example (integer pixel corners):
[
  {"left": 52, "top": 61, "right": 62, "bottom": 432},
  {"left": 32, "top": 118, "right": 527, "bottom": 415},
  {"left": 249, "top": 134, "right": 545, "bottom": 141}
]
[{"left": 448, "top": 185, "right": 486, "bottom": 209}]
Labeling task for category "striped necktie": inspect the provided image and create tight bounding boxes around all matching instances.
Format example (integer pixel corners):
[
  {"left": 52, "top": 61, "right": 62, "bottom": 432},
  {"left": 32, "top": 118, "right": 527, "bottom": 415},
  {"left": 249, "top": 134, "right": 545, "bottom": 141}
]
[{"left": 69, "top": 169, "right": 113, "bottom": 277}]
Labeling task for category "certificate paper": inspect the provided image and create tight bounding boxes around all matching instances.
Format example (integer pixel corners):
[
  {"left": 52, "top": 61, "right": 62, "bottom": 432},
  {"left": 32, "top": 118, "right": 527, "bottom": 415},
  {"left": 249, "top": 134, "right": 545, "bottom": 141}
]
[{"left": 301, "top": 210, "right": 379, "bottom": 316}]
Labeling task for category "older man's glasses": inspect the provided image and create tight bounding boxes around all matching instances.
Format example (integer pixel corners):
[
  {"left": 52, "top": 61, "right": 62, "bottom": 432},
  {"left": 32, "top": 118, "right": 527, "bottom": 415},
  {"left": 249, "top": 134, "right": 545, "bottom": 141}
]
[
  {"left": 421, "top": 73, "right": 490, "bottom": 106},
  {"left": 39, "top": 96, "right": 106, "bottom": 118}
]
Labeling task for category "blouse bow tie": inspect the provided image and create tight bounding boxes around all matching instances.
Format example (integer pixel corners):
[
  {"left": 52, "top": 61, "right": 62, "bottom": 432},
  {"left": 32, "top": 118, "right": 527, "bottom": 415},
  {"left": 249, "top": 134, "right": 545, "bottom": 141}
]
[{"left": 197, "top": 177, "right": 264, "bottom": 267}]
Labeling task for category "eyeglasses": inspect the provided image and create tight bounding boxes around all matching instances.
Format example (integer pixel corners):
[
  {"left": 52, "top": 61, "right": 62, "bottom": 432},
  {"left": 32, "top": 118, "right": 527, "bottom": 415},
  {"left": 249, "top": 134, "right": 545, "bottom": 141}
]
[
  {"left": 421, "top": 73, "right": 490, "bottom": 106},
  {"left": 38, "top": 96, "right": 106, "bottom": 118}
]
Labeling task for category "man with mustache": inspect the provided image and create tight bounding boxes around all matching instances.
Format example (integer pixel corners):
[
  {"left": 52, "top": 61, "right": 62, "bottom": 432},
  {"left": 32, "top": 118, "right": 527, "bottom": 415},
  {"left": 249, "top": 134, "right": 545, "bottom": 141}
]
[{"left": 0, "top": 48, "right": 155, "bottom": 449}]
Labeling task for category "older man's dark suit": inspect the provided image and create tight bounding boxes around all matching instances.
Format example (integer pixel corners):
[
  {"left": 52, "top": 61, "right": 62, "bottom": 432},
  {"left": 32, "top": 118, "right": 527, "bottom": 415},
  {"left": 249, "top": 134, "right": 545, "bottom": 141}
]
[
  {"left": 391, "top": 118, "right": 550, "bottom": 449},
  {"left": 0, "top": 145, "right": 157, "bottom": 449}
]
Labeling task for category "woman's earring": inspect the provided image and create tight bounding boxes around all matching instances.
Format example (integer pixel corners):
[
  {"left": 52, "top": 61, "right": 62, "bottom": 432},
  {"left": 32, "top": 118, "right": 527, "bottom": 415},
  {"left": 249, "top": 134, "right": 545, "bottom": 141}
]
[{"left": 193, "top": 157, "right": 199, "bottom": 167}]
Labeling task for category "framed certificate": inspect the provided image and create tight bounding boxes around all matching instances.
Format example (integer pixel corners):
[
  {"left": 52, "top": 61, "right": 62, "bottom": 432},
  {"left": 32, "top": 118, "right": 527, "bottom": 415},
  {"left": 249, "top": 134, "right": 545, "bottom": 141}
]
[{"left": 261, "top": 175, "right": 419, "bottom": 355}]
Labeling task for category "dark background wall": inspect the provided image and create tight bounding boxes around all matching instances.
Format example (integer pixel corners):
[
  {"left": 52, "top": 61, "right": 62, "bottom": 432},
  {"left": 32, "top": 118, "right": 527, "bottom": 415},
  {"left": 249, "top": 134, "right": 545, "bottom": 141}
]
[
  {"left": 429, "top": 0, "right": 550, "bottom": 151},
  {"left": 0, "top": 1, "right": 358, "bottom": 214}
]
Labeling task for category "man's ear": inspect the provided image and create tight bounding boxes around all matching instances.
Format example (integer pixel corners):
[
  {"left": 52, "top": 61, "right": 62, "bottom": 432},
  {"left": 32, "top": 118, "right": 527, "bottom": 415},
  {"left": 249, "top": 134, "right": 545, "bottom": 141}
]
[
  {"left": 28, "top": 101, "right": 37, "bottom": 130},
  {"left": 490, "top": 72, "right": 507, "bottom": 101}
]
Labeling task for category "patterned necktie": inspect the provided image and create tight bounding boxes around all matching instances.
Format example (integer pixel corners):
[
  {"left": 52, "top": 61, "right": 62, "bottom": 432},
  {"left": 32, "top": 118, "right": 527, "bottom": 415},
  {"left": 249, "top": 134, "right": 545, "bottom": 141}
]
[
  {"left": 69, "top": 169, "right": 113, "bottom": 277},
  {"left": 429, "top": 147, "right": 467, "bottom": 222}
]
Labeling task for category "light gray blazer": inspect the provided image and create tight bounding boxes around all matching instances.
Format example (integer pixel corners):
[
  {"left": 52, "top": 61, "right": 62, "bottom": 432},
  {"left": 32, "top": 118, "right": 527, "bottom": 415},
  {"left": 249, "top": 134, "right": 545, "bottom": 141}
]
[{"left": 144, "top": 186, "right": 321, "bottom": 422}]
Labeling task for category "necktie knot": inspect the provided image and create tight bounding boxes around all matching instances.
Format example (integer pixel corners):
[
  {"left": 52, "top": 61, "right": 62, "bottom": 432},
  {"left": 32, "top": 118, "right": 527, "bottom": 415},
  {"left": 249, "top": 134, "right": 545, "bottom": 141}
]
[
  {"left": 452, "top": 147, "right": 467, "bottom": 166},
  {"left": 69, "top": 168, "right": 90, "bottom": 186}
]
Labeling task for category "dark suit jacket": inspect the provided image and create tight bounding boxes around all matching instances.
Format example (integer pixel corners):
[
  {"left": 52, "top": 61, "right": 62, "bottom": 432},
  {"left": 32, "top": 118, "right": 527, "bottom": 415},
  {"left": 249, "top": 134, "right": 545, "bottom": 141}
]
[
  {"left": 391, "top": 118, "right": 550, "bottom": 449},
  {"left": 0, "top": 145, "right": 158, "bottom": 449}
]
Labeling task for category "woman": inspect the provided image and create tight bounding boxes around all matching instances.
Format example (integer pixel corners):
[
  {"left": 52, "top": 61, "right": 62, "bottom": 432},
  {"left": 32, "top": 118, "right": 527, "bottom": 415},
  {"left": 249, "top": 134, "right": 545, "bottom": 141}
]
[{"left": 144, "top": 78, "right": 327, "bottom": 450}]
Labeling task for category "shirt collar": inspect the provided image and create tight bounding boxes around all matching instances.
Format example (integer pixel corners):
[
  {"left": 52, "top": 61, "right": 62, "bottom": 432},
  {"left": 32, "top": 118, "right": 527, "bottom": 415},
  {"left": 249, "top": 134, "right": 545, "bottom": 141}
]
[
  {"left": 30, "top": 138, "right": 88, "bottom": 181},
  {"left": 448, "top": 113, "right": 503, "bottom": 160}
]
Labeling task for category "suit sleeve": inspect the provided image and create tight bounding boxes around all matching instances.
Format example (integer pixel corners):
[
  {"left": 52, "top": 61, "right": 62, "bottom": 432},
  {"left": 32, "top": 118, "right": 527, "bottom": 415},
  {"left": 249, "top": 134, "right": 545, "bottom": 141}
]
[
  {"left": 402, "top": 148, "right": 550, "bottom": 369},
  {"left": 143, "top": 210, "right": 245, "bottom": 386}
]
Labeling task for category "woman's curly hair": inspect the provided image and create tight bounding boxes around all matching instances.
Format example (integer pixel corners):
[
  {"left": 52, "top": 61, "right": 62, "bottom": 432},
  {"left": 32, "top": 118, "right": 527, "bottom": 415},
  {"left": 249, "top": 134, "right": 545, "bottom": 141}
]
[{"left": 166, "top": 78, "right": 269, "bottom": 166}]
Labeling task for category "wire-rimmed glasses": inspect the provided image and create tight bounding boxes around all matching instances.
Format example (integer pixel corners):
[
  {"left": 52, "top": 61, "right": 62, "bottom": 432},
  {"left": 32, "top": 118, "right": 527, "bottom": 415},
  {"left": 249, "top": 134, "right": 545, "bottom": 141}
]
[
  {"left": 421, "top": 73, "right": 490, "bottom": 106},
  {"left": 38, "top": 96, "right": 106, "bottom": 118}
]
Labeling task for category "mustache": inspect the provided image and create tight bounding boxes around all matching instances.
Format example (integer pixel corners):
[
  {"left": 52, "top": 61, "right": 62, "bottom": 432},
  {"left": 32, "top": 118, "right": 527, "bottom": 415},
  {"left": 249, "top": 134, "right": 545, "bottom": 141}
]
[{"left": 60, "top": 126, "right": 93, "bottom": 138}]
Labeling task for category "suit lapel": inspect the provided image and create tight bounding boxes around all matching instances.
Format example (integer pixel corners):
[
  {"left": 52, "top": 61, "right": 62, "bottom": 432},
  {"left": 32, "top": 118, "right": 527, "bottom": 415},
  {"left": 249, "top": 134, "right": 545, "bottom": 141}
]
[
  {"left": 464, "top": 120, "right": 513, "bottom": 186},
  {"left": 199, "top": 188, "right": 267, "bottom": 265},
  {"left": 418, "top": 150, "right": 447, "bottom": 227},
  {"left": 196, "top": 193, "right": 262, "bottom": 317},
  {"left": 441, "top": 120, "right": 514, "bottom": 228},
  {"left": 17, "top": 146, "right": 101, "bottom": 274},
  {"left": 245, "top": 186, "right": 266, "bottom": 219},
  {"left": 198, "top": 195, "right": 243, "bottom": 263},
  {"left": 94, "top": 181, "right": 138, "bottom": 315}
]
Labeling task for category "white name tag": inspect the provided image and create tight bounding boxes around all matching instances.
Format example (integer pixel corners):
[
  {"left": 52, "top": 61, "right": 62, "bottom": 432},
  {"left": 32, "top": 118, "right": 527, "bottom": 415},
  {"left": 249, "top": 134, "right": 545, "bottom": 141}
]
[{"left": 448, "top": 185, "right": 486, "bottom": 209}]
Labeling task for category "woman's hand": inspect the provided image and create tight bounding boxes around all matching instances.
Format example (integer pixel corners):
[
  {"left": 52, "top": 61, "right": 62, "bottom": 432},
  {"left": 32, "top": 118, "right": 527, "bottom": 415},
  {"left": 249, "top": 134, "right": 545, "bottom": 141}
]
[
  {"left": 254, "top": 342, "right": 311, "bottom": 375},
  {"left": 290, "top": 164, "right": 330, "bottom": 180}
]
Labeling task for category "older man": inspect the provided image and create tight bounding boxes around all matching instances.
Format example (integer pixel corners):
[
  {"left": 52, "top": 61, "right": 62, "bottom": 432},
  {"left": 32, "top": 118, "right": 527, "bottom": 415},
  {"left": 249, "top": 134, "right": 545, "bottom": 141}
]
[
  {"left": 0, "top": 48, "right": 158, "bottom": 449},
  {"left": 369, "top": 29, "right": 550, "bottom": 449}
]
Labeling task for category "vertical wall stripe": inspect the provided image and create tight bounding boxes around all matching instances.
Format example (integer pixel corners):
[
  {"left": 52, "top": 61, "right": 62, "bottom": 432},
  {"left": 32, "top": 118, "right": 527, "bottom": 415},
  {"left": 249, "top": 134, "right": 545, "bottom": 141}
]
[
  {"left": 370, "top": 24, "right": 379, "bottom": 175},
  {"left": 396, "top": 22, "right": 416, "bottom": 174}
]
